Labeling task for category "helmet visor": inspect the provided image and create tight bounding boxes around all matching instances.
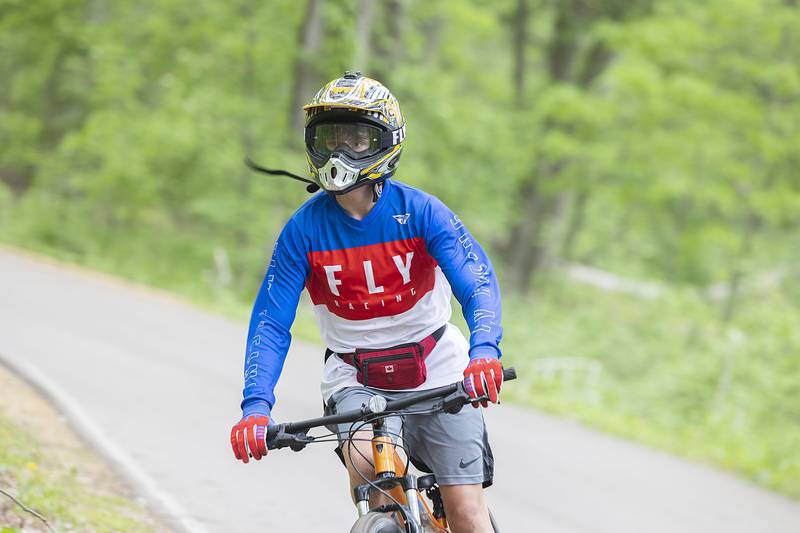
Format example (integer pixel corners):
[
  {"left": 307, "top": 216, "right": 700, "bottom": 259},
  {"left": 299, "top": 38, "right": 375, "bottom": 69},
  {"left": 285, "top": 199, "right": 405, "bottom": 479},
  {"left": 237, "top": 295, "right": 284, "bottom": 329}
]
[{"left": 309, "top": 122, "right": 383, "bottom": 160}]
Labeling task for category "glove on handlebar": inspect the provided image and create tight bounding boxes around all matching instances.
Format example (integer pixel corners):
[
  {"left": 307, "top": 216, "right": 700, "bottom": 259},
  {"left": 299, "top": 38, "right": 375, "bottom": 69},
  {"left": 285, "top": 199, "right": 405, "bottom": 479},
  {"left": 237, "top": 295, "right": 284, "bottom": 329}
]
[
  {"left": 231, "top": 415, "right": 270, "bottom": 462},
  {"left": 463, "top": 357, "right": 503, "bottom": 408}
]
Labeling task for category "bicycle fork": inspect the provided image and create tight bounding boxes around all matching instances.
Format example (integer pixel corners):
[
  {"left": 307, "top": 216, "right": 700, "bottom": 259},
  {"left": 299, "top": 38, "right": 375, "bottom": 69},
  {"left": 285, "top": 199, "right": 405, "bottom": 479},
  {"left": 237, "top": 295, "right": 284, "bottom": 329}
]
[
  {"left": 353, "top": 475, "right": 424, "bottom": 532},
  {"left": 351, "top": 418, "right": 425, "bottom": 531}
]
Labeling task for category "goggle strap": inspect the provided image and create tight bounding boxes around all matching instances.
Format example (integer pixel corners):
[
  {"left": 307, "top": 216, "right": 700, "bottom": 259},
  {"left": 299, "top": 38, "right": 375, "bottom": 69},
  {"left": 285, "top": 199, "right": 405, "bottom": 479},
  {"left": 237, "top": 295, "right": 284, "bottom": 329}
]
[
  {"left": 381, "top": 124, "right": 406, "bottom": 147},
  {"left": 244, "top": 157, "right": 320, "bottom": 193}
]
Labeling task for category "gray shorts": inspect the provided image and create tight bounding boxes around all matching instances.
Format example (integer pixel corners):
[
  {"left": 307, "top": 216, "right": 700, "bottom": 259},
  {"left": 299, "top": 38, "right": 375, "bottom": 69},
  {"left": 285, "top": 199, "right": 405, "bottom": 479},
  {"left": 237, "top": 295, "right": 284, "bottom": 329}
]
[{"left": 325, "top": 386, "right": 494, "bottom": 487}]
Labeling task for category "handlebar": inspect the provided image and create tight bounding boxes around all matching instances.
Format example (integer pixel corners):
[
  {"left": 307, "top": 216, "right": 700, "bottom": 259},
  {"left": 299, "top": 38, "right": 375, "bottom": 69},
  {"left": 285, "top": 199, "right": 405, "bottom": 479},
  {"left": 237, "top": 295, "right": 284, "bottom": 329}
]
[{"left": 266, "top": 367, "right": 517, "bottom": 450}]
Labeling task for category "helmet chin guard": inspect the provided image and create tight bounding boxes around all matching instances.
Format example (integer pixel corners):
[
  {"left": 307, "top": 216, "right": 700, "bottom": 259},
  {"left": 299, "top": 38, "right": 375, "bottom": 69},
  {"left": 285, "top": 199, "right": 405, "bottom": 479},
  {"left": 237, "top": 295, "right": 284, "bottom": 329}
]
[{"left": 317, "top": 155, "right": 361, "bottom": 193}]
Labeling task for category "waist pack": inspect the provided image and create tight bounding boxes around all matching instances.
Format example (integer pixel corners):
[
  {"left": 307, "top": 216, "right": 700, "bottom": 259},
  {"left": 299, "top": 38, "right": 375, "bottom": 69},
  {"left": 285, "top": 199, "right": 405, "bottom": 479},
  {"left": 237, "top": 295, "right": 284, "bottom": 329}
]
[{"left": 326, "top": 325, "right": 447, "bottom": 390}]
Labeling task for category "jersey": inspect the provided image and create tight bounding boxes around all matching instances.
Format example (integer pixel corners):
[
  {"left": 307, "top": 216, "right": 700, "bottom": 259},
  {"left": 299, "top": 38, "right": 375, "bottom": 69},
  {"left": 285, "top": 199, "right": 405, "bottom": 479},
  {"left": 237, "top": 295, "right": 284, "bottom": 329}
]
[{"left": 240, "top": 178, "right": 503, "bottom": 417}]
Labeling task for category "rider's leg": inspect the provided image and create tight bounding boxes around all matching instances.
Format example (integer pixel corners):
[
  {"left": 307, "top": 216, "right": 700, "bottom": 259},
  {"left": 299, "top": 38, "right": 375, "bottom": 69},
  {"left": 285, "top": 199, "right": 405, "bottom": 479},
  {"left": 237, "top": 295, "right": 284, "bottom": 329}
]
[
  {"left": 327, "top": 387, "right": 403, "bottom": 509},
  {"left": 439, "top": 484, "right": 492, "bottom": 533},
  {"left": 341, "top": 429, "right": 386, "bottom": 506},
  {"left": 401, "top": 382, "right": 495, "bottom": 532}
]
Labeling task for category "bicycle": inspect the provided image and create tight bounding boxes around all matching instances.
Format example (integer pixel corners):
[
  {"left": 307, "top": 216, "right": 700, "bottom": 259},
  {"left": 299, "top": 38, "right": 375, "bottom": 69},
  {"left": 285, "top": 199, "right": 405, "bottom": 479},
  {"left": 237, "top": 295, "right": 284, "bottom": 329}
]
[{"left": 265, "top": 367, "right": 517, "bottom": 532}]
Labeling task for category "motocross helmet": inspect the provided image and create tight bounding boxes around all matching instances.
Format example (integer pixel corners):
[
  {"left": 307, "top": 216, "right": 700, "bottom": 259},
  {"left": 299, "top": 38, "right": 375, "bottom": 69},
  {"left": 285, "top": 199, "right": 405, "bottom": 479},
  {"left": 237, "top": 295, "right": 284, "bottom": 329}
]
[{"left": 304, "top": 72, "right": 405, "bottom": 194}]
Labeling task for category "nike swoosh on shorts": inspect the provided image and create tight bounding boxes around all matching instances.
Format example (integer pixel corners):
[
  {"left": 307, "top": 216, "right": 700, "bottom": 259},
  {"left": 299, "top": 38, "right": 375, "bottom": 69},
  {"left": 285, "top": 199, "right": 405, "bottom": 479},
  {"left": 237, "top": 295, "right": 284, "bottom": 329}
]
[{"left": 459, "top": 456, "right": 480, "bottom": 469}]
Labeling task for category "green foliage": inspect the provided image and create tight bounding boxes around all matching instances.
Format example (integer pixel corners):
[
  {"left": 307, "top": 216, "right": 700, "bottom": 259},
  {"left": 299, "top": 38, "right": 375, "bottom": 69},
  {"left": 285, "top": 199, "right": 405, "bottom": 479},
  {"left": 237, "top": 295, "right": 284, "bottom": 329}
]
[
  {"left": 495, "top": 276, "right": 800, "bottom": 497},
  {"left": 1, "top": 0, "right": 798, "bottom": 499}
]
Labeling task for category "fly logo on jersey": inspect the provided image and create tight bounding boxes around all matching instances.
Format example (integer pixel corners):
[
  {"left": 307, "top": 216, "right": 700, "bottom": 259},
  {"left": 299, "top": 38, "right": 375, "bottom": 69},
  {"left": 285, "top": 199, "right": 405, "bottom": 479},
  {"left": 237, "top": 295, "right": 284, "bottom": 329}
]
[{"left": 306, "top": 237, "right": 436, "bottom": 320}]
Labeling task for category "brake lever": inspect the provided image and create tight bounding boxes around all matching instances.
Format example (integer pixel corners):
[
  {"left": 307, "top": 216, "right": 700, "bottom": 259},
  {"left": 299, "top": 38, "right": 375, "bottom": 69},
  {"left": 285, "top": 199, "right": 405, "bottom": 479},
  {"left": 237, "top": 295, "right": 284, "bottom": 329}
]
[
  {"left": 266, "top": 426, "right": 314, "bottom": 452},
  {"left": 442, "top": 382, "right": 496, "bottom": 413},
  {"left": 442, "top": 383, "right": 472, "bottom": 414}
]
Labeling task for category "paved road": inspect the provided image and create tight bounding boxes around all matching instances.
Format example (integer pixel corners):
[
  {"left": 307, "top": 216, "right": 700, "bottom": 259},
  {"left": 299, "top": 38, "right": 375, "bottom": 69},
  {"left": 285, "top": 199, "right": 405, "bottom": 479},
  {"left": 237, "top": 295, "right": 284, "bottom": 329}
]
[{"left": 1, "top": 247, "right": 798, "bottom": 533}]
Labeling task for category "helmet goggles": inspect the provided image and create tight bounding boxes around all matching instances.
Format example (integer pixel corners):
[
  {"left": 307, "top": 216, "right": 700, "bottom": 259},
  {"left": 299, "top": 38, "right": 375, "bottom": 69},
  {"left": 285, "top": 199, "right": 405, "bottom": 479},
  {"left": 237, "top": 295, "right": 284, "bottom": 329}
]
[
  {"left": 308, "top": 122, "right": 384, "bottom": 161},
  {"left": 304, "top": 109, "right": 404, "bottom": 171}
]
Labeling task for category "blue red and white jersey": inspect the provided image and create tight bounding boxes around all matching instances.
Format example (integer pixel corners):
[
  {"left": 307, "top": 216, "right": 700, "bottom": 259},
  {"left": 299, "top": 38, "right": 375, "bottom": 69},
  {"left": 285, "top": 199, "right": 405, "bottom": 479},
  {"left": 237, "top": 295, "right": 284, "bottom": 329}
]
[{"left": 240, "top": 179, "right": 503, "bottom": 416}]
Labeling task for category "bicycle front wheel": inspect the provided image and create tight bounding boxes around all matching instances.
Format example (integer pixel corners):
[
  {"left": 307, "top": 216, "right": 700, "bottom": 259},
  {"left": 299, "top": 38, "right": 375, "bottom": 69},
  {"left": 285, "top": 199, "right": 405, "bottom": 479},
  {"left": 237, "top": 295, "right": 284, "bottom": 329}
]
[{"left": 349, "top": 511, "right": 405, "bottom": 533}]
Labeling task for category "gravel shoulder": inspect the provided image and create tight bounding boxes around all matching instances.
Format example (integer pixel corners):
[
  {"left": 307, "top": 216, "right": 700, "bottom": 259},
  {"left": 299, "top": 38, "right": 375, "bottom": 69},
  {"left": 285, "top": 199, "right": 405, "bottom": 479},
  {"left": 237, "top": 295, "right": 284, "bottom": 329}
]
[{"left": 0, "top": 362, "right": 165, "bottom": 532}]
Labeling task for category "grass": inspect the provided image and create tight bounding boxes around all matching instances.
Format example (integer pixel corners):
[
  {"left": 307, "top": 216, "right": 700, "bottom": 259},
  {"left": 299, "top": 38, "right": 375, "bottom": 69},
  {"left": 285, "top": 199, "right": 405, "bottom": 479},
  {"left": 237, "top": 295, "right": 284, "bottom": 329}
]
[
  {"left": 496, "top": 279, "right": 800, "bottom": 498},
  {"left": 0, "top": 410, "right": 158, "bottom": 532}
]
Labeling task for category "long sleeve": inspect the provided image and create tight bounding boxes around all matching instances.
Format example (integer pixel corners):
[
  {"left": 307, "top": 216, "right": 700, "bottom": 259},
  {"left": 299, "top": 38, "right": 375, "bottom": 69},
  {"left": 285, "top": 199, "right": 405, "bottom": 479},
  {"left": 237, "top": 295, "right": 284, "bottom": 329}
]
[
  {"left": 240, "top": 219, "right": 309, "bottom": 417},
  {"left": 421, "top": 196, "right": 503, "bottom": 359}
]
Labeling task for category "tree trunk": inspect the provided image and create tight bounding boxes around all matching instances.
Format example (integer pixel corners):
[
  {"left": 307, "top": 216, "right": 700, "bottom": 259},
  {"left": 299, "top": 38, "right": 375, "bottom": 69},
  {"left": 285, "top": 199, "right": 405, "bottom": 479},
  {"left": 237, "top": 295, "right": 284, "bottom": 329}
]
[
  {"left": 502, "top": 0, "right": 629, "bottom": 293},
  {"left": 721, "top": 209, "right": 759, "bottom": 323},
  {"left": 578, "top": 41, "right": 614, "bottom": 87},
  {"left": 0, "top": 166, "right": 34, "bottom": 198},
  {"left": 503, "top": 2, "right": 577, "bottom": 292},
  {"left": 512, "top": 0, "right": 529, "bottom": 105},
  {"left": 289, "top": 0, "right": 326, "bottom": 136},
  {"left": 240, "top": 3, "right": 257, "bottom": 158},
  {"left": 385, "top": 0, "right": 406, "bottom": 56},
  {"left": 546, "top": 3, "right": 579, "bottom": 82},
  {"left": 561, "top": 190, "right": 590, "bottom": 260},
  {"left": 505, "top": 161, "right": 567, "bottom": 292},
  {"left": 371, "top": 0, "right": 407, "bottom": 83},
  {"left": 506, "top": 176, "right": 544, "bottom": 291},
  {"left": 235, "top": 2, "right": 257, "bottom": 248},
  {"left": 352, "top": 0, "right": 376, "bottom": 71}
]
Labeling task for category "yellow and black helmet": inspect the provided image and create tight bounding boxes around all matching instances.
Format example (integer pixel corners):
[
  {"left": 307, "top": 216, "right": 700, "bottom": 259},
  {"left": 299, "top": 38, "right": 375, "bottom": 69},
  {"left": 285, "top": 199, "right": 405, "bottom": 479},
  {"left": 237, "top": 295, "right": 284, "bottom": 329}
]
[{"left": 304, "top": 72, "right": 406, "bottom": 194}]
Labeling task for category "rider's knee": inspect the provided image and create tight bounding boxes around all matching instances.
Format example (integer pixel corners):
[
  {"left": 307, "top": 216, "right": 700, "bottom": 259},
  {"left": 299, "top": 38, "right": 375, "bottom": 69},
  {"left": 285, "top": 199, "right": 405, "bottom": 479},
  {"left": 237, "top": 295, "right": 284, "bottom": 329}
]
[
  {"left": 441, "top": 485, "right": 490, "bottom": 531},
  {"left": 449, "top": 498, "right": 484, "bottom": 524},
  {"left": 342, "top": 439, "right": 375, "bottom": 479}
]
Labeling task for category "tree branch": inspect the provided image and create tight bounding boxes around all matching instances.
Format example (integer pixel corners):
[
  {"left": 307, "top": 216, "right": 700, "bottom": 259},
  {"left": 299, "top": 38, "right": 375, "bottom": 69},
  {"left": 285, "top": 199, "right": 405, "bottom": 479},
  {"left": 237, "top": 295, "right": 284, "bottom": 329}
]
[{"left": 0, "top": 487, "right": 58, "bottom": 533}]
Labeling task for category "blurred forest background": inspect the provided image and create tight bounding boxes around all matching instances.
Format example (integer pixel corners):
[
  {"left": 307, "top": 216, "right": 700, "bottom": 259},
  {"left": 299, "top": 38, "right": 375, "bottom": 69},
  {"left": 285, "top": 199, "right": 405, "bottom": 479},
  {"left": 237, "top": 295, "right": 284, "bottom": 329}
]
[{"left": 1, "top": 0, "right": 799, "bottom": 497}]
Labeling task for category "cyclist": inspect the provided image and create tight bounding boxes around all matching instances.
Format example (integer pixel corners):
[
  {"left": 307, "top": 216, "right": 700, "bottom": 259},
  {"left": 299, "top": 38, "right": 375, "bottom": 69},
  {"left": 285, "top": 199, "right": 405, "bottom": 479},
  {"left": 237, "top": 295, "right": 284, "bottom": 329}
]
[{"left": 230, "top": 72, "right": 504, "bottom": 532}]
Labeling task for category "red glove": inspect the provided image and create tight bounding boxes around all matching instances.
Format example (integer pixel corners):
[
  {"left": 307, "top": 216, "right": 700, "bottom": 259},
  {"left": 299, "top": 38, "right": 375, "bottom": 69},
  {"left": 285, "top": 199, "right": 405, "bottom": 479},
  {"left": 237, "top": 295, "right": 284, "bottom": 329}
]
[
  {"left": 463, "top": 357, "right": 503, "bottom": 408},
  {"left": 230, "top": 415, "right": 270, "bottom": 463}
]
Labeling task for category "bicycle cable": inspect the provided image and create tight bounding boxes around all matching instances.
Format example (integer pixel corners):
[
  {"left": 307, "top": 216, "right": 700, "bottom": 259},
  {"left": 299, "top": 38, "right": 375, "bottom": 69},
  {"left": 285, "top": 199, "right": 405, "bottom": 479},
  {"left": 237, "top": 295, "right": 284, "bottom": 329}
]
[
  {"left": 269, "top": 403, "right": 460, "bottom": 531},
  {"left": 341, "top": 405, "right": 447, "bottom": 531},
  {"left": 346, "top": 420, "right": 410, "bottom": 528}
]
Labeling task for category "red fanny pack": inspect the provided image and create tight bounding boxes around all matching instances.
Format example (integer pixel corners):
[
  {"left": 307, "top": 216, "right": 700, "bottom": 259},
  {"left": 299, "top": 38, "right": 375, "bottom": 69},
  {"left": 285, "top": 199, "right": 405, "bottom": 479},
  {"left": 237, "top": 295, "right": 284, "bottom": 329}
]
[{"left": 336, "top": 325, "right": 447, "bottom": 390}]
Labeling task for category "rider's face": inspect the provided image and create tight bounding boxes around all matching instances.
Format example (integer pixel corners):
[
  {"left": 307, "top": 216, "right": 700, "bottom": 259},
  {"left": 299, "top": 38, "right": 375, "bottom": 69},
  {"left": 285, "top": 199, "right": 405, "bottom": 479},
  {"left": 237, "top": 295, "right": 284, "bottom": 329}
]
[{"left": 325, "top": 125, "right": 372, "bottom": 154}]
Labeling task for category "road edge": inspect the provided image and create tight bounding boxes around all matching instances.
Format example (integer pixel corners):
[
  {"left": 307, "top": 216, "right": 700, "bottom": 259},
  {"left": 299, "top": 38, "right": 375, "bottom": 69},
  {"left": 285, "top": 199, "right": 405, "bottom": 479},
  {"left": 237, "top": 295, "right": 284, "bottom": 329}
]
[{"left": 0, "top": 351, "right": 211, "bottom": 533}]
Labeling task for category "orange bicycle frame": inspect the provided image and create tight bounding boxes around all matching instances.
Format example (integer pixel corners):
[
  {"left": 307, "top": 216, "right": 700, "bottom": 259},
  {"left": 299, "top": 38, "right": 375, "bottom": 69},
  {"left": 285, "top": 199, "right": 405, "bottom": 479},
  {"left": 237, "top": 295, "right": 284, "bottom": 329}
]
[{"left": 359, "top": 418, "right": 448, "bottom": 531}]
